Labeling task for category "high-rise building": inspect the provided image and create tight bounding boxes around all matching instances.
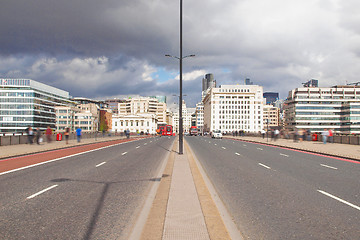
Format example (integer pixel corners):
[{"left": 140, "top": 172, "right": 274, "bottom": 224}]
[
  {"left": 202, "top": 73, "right": 216, "bottom": 92},
  {"left": 302, "top": 79, "right": 319, "bottom": 87},
  {"left": 0, "top": 78, "right": 72, "bottom": 132},
  {"left": 284, "top": 85, "right": 360, "bottom": 134},
  {"left": 203, "top": 84, "right": 264, "bottom": 133},
  {"left": 263, "top": 92, "right": 279, "bottom": 105},
  {"left": 245, "top": 78, "right": 254, "bottom": 85}
]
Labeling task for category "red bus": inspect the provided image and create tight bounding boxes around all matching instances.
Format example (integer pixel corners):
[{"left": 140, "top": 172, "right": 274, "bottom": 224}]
[
  {"left": 189, "top": 126, "right": 198, "bottom": 136},
  {"left": 157, "top": 123, "right": 173, "bottom": 136},
  {"left": 163, "top": 125, "right": 173, "bottom": 136}
]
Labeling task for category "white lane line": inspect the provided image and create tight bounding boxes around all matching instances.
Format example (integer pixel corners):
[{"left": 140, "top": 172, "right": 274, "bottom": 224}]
[
  {"left": 150, "top": 141, "right": 153, "bottom": 143},
  {"left": 257, "top": 148, "right": 263, "bottom": 151},
  {"left": 258, "top": 163, "right": 271, "bottom": 169},
  {"left": 280, "top": 153, "right": 289, "bottom": 157},
  {"left": 0, "top": 140, "right": 138, "bottom": 177},
  {"left": 243, "top": 144, "right": 247, "bottom": 147},
  {"left": 317, "top": 190, "right": 360, "bottom": 211},
  {"left": 320, "top": 164, "right": 338, "bottom": 170},
  {"left": 27, "top": 185, "right": 58, "bottom": 199},
  {"left": 222, "top": 147, "right": 226, "bottom": 149},
  {"left": 122, "top": 152, "right": 128, "bottom": 155},
  {"left": 144, "top": 143, "right": 147, "bottom": 145},
  {"left": 235, "top": 152, "right": 241, "bottom": 156},
  {"left": 136, "top": 146, "right": 140, "bottom": 149},
  {"left": 214, "top": 144, "right": 217, "bottom": 146},
  {"left": 96, "top": 162, "right": 106, "bottom": 167}
]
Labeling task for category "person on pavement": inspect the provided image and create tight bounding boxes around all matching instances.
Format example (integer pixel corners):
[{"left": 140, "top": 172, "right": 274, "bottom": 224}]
[{"left": 76, "top": 127, "right": 82, "bottom": 143}]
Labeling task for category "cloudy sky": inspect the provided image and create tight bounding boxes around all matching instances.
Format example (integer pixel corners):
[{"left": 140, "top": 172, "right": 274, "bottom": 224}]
[{"left": 1, "top": 0, "right": 360, "bottom": 107}]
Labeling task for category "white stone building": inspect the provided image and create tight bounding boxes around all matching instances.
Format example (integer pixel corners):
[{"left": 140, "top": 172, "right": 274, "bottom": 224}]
[
  {"left": 111, "top": 113, "right": 157, "bottom": 134},
  {"left": 203, "top": 84, "right": 264, "bottom": 133}
]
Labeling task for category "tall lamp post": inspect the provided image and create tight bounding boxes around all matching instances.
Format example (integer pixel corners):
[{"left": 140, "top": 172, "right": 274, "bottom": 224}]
[{"left": 165, "top": 0, "right": 195, "bottom": 155}]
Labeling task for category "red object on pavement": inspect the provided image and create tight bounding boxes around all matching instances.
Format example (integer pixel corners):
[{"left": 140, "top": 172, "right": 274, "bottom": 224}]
[
  {"left": 312, "top": 133, "right": 318, "bottom": 141},
  {"left": 56, "top": 133, "right": 63, "bottom": 141}
]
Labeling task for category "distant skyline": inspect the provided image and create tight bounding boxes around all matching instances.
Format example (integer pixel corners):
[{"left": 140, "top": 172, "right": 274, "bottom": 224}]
[{"left": 1, "top": 0, "right": 360, "bottom": 107}]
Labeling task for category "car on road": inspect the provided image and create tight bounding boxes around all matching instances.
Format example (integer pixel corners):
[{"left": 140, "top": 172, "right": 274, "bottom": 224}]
[{"left": 211, "top": 130, "right": 222, "bottom": 139}]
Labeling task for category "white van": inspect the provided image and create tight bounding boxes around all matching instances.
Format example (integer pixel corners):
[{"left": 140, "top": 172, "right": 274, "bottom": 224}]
[{"left": 211, "top": 130, "right": 222, "bottom": 139}]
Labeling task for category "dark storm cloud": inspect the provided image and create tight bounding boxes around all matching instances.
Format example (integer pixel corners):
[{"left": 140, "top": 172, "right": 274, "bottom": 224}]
[{"left": 1, "top": 0, "right": 360, "bottom": 107}]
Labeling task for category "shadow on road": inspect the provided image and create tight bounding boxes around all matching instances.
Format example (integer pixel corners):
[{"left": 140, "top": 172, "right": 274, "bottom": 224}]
[{"left": 50, "top": 175, "right": 168, "bottom": 240}]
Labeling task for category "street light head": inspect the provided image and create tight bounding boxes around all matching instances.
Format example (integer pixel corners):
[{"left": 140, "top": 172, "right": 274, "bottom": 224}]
[{"left": 165, "top": 54, "right": 171, "bottom": 57}]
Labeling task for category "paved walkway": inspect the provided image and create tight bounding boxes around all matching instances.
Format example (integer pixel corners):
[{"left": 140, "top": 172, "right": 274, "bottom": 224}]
[
  {"left": 224, "top": 135, "right": 360, "bottom": 161},
  {"left": 0, "top": 135, "right": 135, "bottom": 159}
]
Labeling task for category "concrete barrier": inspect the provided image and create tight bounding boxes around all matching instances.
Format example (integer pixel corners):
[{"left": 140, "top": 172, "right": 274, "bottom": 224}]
[
  {"left": 350, "top": 136, "right": 359, "bottom": 145},
  {"left": 10, "top": 136, "right": 20, "bottom": 145},
  {"left": 341, "top": 136, "right": 350, "bottom": 144},
  {"left": 0, "top": 136, "right": 11, "bottom": 146}
]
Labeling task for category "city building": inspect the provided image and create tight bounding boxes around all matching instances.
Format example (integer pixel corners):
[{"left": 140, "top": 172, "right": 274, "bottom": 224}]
[
  {"left": 55, "top": 106, "right": 80, "bottom": 132},
  {"left": 170, "top": 100, "right": 194, "bottom": 133},
  {"left": 284, "top": 85, "right": 360, "bottom": 134},
  {"left": 117, "top": 97, "right": 168, "bottom": 124},
  {"left": 202, "top": 73, "right": 216, "bottom": 92},
  {"left": 302, "top": 79, "right": 319, "bottom": 87},
  {"left": 195, "top": 102, "right": 204, "bottom": 134},
  {"left": 263, "top": 92, "right": 279, "bottom": 105},
  {"left": 111, "top": 113, "right": 157, "bottom": 134},
  {"left": 0, "top": 78, "right": 72, "bottom": 133},
  {"left": 105, "top": 98, "right": 126, "bottom": 114},
  {"left": 263, "top": 105, "right": 280, "bottom": 129},
  {"left": 203, "top": 84, "right": 264, "bottom": 133},
  {"left": 245, "top": 78, "right": 254, "bottom": 85}
]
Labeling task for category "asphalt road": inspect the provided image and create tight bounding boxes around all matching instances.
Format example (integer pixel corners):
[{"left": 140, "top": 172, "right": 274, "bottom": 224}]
[
  {"left": 186, "top": 136, "right": 360, "bottom": 239},
  {"left": 0, "top": 136, "right": 175, "bottom": 240}
]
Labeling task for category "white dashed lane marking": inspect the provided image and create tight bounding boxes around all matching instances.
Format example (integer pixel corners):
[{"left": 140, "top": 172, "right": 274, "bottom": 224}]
[
  {"left": 27, "top": 185, "right": 58, "bottom": 199},
  {"left": 320, "top": 164, "right": 338, "bottom": 170},
  {"left": 96, "top": 162, "right": 106, "bottom": 167},
  {"left": 258, "top": 163, "right": 271, "bottom": 169}
]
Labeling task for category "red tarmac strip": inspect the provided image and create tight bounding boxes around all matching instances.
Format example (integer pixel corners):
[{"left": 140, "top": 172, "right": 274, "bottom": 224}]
[{"left": 0, "top": 138, "right": 146, "bottom": 174}]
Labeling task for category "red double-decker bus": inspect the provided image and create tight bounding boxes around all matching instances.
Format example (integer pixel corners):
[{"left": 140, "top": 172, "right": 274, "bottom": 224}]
[
  {"left": 163, "top": 125, "right": 173, "bottom": 136},
  {"left": 157, "top": 123, "right": 173, "bottom": 136}
]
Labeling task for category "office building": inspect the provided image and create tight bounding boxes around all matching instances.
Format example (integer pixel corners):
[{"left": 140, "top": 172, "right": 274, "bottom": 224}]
[
  {"left": 245, "top": 78, "right": 254, "bottom": 85},
  {"left": 302, "top": 79, "right": 319, "bottom": 87},
  {"left": 0, "top": 78, "right": 72, "bottom": 132},
  {"left": 263, "top": 92, "right": 279, "bottom": 105},
  {"left": 195, "top": 102, "right": 204, "bottom": 134},
  {"left": 263, "top": 105, "right": 280, "bottom": 128},
  {"left": 112, "top": 113, "right": 157, "bottom": 134},
  {"left": 118, "top": 97, "right": 168, "bottom": 124},
  {"left": 203, "top": 84, "right": 264, "bottom": 133},
  {"left": 202, "top": 73, "right": 216, "bottom": 92},
  {"left": 284, "top": 85, "right": 360, "bottom": 134}
]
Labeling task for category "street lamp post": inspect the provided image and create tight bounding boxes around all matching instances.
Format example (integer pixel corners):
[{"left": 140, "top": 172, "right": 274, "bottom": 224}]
[{"left": 165, "top": 0, "right": 195, "bottom": 155}]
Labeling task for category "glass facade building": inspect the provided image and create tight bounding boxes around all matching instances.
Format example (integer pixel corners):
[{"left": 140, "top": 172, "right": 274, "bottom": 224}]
[
  {"left": 0, "top": 78, "right": 72, "bottom": 132},
  {"left": 284, "top": 86, "right": 360, "bottom": 134}
]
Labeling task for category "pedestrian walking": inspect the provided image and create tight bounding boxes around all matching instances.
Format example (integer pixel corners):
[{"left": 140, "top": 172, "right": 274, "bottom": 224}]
[
  {"left": 64, "top": 127, "right": 70, "bottom": 144},
  {"left": 76, "top": 127, "right": 82, "bottom": 143},
  {"left": 45, "top": 126, "right": 52, "bottom": 143},
  {"left": 25, "top": 126, "right": 34, "bottom": 144},
  {"left": 35, "top": 128, "right": 42, "bottom": 145},
  {"left": 328, "top": 129, "right": 333, "bottom": 143},
  {"left": 274, "top": 129, "right": 280, "bottom": 141},
  {"left": 126, "top": 129, "right": 130, "bottom": 139},
  {"left": 261, "top": 129, "right": 265, "bottom": 139},
  {"left": 322, "top": 129, "right": 329, "bottom": 144}
]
